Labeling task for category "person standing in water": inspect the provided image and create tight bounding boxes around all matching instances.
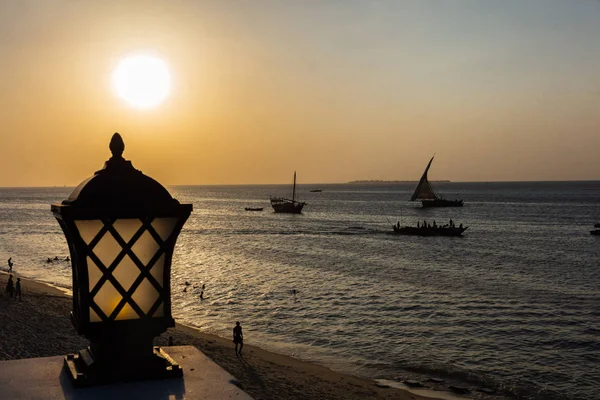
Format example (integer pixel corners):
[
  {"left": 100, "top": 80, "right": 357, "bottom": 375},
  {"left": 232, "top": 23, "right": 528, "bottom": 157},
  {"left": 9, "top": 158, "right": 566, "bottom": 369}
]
[
  {"left": 233, "top": 321, "right": 243, "bottom": 356},
  {"left": 7, "top": 257, "right": 13, "bottom": 273}
]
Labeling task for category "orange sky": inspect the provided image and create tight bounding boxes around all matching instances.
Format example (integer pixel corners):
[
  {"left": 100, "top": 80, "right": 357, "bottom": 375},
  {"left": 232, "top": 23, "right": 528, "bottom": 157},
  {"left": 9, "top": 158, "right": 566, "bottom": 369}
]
[{"left": 1, "top": 0, "right": 599, "bottom": 186}]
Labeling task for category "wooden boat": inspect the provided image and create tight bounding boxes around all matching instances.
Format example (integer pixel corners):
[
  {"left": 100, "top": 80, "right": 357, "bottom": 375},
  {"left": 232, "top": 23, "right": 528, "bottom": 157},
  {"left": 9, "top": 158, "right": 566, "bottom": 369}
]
[
  {"left": 310, "top": 189, "right": 322, "bottom": 193},
  {"left": 270, "top": 171, "right": 306, "bottom": 213},
  {"left": 244, "top": 207, "right": 263, "bottom": 211},
  {"left": 411, "top": 155, "right": 463, "bottom": 207},
  {"left": 392, "top": 224, "right": 468, "bottom": 237}
]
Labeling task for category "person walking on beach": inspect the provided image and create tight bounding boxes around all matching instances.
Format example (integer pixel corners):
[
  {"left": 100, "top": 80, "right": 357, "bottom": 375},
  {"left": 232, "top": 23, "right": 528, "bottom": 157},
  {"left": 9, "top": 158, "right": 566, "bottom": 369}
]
[
  {"left": 233, "top": 321, "right": 243, "bottom": 356},
  {"left": 7, "top": 257, "right": 13, "bottom": 272},
  {"left": 15, "top": 278, "right": 21, "bottom": 301},
  {"left": 6, "top": 274, "right": 14, "bottom": 298}
]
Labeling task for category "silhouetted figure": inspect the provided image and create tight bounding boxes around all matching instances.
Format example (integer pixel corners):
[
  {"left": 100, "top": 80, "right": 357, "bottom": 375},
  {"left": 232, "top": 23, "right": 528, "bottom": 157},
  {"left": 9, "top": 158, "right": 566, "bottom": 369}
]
[
  {"left": 185, "top": 281, "right": 191, "bottom": 286},
  {"left": 200, "top": 290, "right": 204, "bottom": 300},
  {"left": 417, "top": 221, "right": 420, "bottom": 228},
  {"left": 183, "top": 287, "right": 187, "bottom": 293},
  {"left": 168, "top": 336, "right": 174, "bottom": 346},
  {"left": 6, "top": 274, "right": 14, "bottom": 298},
  {"left": 233, "top": 321, "right": 243, "bottom": 356},
  {"left": 459, "top": 223, "right": 463, "bottom": 229},
  {"left": 449, "top": 219, "right": 454, "bottom": 227},
  {"left": 47, "top": 257, "right": 52, "bottom": 263},
  {"left": 202, "top": 283, "right": 206, "bottom": 290},
  {"left": 15, "top": 278, "right": 21, "bottom": 301},
  {"left": 7, "top": 257, "right": 13, "bottom": 272},
  {"left": 53, "top": 256, "right": 59, "bottom": 261},
  {"left": 64, "top": 256, "right": 70, "bottom": 262},
  {"left": 433, "top": 220, "right": 437, "bottom": 228}
]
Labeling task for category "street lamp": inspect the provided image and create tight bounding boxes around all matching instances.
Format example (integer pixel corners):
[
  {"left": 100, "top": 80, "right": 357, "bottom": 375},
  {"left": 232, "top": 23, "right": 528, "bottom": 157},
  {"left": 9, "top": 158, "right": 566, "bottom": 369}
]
[{"left": 52, "top": 133, "right": 192, "bottom": 387}]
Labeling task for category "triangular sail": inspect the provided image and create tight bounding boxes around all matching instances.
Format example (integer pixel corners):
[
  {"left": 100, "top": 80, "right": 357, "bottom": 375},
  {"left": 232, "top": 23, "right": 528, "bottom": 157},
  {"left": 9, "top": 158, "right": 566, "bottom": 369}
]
[{"left": 411, "top": 156, "right": 439, "bottom": 201}]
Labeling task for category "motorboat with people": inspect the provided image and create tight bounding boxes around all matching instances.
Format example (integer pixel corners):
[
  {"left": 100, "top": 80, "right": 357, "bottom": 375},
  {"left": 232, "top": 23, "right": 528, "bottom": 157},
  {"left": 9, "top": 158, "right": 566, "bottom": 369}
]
[
  {"left": 411, "top": 155, "right": 463, "bottom": 207},
  {"left": 270, "top": 171, "right": 306, "bottom": 213},
  {"left": 392, "top": 219, "right": 468, "bottom": 237}
]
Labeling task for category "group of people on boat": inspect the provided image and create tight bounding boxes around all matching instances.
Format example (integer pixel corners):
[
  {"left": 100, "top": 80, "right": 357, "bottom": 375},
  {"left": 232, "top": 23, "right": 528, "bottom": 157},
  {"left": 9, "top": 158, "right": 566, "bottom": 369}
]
[{"left": 395, "top": 219, "right": 463, "bottom": 230}]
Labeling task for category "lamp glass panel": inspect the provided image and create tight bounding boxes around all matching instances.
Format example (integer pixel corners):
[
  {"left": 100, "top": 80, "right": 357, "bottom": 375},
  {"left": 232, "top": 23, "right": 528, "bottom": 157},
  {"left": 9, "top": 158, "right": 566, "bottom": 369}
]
[
  {"left": 131, "top": 278, "right": 159, "bottom": 315},
  {"left": 112, "top": 254, "right": 139, "bottom": 292},
  {"left": 93, "top": 231, "right": 121, "bottom": 269},
  {"left": 131, "top": 230, "right": 160, "bottom": 266},
  {"left": 116, "top": 303, "right": 138, "bottom": 321},
  {"left": 112, "top": 218, "right": 143, "bottom": 243},
  {"left": 152, "top": 217, "right": 179, "bottom": 242},
  {"left": 75, "top": 220, "right": 104, "bottom": 245},
  {"left": 154, "top": 302, "right": 164, "bottom": 318},
  {"left": 90, "top": 308, "right": 101, "bottom": 323},
  {"left": 87, "top": 256, "right": 103, "bottom": 292},
  {"left": 94, "top": 281, "right": 121, "bottom": 317},
  {"left": 150, "top": 253, "right": 165, "bottom": 288}
]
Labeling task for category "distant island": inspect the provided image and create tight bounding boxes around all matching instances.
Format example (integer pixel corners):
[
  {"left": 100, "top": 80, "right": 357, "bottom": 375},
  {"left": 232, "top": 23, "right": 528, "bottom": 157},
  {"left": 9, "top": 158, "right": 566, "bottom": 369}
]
[{"left": 348, "top": 180, "right": 450, "bottom": 184}]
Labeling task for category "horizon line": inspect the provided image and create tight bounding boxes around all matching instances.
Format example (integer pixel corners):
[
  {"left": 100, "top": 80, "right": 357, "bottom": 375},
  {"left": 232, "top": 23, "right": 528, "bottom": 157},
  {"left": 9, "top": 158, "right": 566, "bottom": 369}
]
[{"left": 1, "top": 179, "right": 599, "bottom": 189}]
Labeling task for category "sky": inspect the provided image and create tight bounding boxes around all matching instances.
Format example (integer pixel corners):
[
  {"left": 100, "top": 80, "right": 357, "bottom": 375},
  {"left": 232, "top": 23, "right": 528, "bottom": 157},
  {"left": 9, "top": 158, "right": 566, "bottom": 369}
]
[{"left": 0, "top": 0, "right": 599, "bottom": 186}]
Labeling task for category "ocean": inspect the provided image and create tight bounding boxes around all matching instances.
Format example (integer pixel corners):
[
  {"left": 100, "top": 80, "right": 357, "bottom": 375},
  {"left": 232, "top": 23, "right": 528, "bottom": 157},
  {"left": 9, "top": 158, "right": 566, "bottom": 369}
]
[{"left": 1, "top": 181, "right": 599, "bottom": 400}]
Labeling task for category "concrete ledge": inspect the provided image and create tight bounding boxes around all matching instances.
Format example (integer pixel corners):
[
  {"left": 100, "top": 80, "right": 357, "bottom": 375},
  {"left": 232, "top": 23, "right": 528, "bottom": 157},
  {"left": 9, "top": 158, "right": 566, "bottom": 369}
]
[{"left": 0, "top": 345, "right": 253, "bottom": 399}]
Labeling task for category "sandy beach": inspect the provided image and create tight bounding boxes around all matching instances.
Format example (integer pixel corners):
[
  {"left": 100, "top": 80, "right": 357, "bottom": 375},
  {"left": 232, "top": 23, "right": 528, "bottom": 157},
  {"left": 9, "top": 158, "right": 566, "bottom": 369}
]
[{"left": 0, "top": 272, "right": 441, "bottom": 400}]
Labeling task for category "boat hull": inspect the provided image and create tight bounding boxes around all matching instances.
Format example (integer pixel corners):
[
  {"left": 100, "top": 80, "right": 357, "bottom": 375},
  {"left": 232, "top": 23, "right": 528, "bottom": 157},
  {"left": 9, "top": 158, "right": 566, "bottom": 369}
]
[
  {"left": 421, "top": 199, "right": 463, "bottom": 208},
  {"left": 270, "top": 197, "right": 305, "bottom": 214},
  {"left": 244, "top": 207, "right": 263, "bottom": 211},
  {"left": 591, "top": 230, "right": 600, "bottom": 236},
  {"left": 392, "top": 226, "right": 467, "bottom": 237}
]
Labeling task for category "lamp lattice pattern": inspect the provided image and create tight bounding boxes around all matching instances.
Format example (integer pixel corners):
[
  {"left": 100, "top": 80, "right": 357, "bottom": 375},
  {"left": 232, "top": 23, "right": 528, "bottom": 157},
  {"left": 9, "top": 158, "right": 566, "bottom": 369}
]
[{"left": 75, "top": 218, "right": 178, "bottom": 322}]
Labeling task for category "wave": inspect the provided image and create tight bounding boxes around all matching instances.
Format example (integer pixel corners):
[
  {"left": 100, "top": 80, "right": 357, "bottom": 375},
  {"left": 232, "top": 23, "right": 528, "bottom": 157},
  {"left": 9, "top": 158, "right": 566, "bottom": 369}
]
[{"left": 395, "top": 363, "right": 573, "bottom": 400}]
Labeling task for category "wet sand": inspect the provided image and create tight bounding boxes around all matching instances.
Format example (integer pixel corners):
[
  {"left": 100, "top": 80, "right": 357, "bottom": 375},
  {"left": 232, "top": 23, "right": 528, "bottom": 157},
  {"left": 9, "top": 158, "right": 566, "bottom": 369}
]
[{"left": 0, "top": 272, "right": 438, "bottom": 400}]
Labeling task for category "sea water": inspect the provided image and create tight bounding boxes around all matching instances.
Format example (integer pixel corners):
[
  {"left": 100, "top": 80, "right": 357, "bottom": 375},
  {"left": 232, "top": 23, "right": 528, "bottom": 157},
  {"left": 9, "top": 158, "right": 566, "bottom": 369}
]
[{"left": 0, "top": 182, "right": 598, "bottom": 400}]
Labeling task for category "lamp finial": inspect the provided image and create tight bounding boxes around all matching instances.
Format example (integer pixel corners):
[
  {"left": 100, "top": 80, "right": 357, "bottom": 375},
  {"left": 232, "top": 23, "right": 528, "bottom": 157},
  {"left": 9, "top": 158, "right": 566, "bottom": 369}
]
[{"left": 110, "top": 133, "right": 125, "bottom": 159}]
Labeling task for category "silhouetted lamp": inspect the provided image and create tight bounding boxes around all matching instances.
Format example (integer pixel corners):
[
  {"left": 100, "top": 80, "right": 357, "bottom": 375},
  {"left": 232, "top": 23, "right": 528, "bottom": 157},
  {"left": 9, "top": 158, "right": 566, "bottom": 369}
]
[{"left": 51, "top": 133, "right": 192, "bottom": 387}]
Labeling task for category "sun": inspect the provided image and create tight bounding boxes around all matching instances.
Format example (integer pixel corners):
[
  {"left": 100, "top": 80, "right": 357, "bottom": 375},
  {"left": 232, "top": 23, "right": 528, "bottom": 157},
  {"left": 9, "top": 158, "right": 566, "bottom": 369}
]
[{"left": 112, "top": 55, "right": 171, "bottom": 109}]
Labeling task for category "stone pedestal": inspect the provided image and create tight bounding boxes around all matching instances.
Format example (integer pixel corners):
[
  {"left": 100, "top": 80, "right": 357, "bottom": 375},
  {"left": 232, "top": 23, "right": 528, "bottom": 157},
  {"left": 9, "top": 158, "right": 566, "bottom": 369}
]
[{"left": 0, "top": 346, "right": 253, "bottom": 399}]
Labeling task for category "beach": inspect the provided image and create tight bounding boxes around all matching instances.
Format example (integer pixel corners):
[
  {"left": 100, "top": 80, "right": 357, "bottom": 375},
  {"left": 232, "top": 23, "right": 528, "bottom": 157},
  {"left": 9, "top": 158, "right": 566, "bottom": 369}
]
[{"left": 0, "top": 272, "right": 440, "bottom": 400}]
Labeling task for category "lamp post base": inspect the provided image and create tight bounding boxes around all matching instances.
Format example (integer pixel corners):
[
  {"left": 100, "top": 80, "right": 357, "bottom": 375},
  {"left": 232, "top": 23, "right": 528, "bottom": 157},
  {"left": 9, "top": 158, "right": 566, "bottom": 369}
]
[{"left": 64, "top": 346, "right": 182, "bottom": 388}]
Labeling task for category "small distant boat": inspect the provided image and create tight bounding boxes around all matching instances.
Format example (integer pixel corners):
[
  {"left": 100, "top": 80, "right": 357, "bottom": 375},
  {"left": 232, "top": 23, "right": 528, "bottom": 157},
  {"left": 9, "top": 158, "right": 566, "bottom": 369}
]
[
  {"left": 392, "top": 222, "right": 468, "bottom": 237},
  {"left": 310, "top": 189, "right": 323, "bottom": 193},
  {"left": 270, "top": 171, "right": 306, "bottom": 214},
  {"left": 411, "top": 155, "right": 463, "bottom": 207},
  {"left": 244, "top": 207, "right": 263, "bottom": 211},
  {"left": 591, "top": 223, "right": 600, "bottom": 235}
]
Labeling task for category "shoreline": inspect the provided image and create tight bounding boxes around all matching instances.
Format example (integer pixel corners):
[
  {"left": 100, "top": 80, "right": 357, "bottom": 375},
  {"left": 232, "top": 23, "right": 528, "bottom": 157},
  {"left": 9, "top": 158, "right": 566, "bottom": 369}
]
[{"left": 0, "top": 271, "right": 451, "bottom": 400}]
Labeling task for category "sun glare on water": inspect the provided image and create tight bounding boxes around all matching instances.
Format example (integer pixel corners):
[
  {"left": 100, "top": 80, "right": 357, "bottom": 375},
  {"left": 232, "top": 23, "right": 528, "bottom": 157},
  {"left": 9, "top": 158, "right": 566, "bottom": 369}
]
[{"left": 112, "top": 55, "right": 171, "bottom": 109}]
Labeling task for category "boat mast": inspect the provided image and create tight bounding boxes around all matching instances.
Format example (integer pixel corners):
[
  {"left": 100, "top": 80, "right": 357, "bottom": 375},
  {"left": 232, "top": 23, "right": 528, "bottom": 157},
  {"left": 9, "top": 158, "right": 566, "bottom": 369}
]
[{"left": 292, "top": 171, "right": 296, "bottom": 202}]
